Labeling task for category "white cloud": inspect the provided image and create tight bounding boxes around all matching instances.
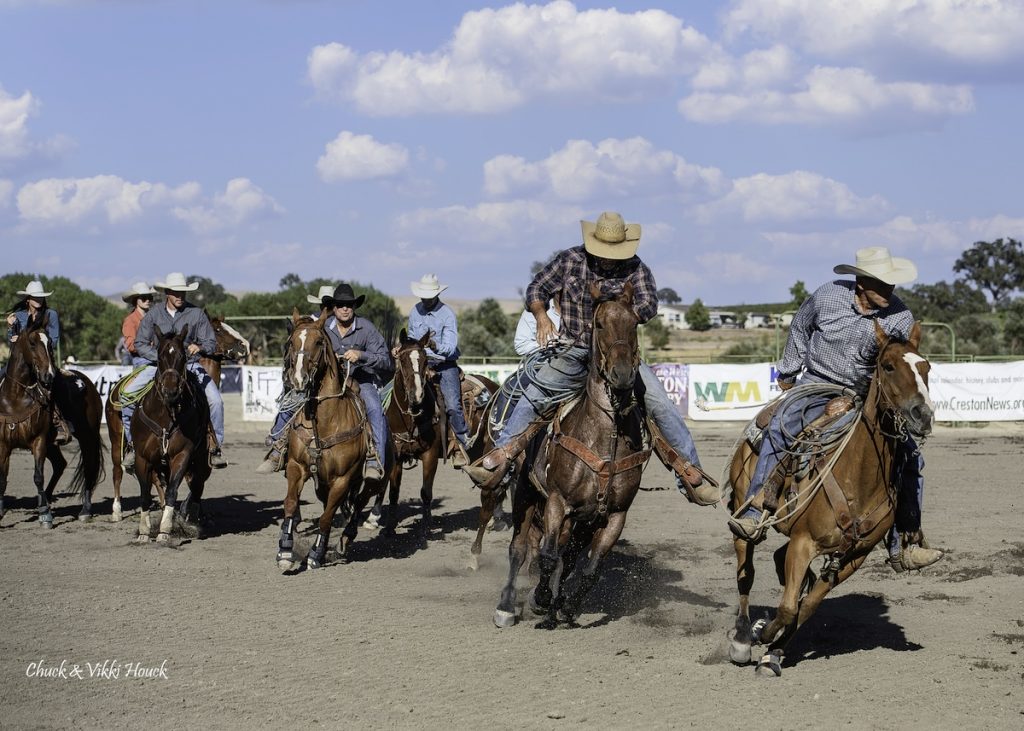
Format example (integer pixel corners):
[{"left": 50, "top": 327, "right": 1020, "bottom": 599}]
[
  {"left": 173, "top": 178, "right": 284, "bottom": 234},
  {"left": 483, "top": 137, "right": 727, "bottom": 202},
  {"left": 17, "top": 175, "right": 198, "bottom": 225},
  {"left": 0, "top": 85, "right": 39, "bottom": 163},
  {"left": 395, "top": 200, "right": 584, "bottom": 247},
  {"left": 0, "top": 178, "right": 12, "bottom": 207},
  {"left": 679, "top": 65, "right": 972, "bottom": 128},
  {"left": 308, "top": 1, "right": 712, "bottom": 115},
  {"left": 725, "top": 0, "right": 1024, "bottom": 71},
  {"left": 317, "top": 131, "right": 410, "bottom": 182},
  {"left": 693, "top": 171, "right": 890, "bottom": 225}
]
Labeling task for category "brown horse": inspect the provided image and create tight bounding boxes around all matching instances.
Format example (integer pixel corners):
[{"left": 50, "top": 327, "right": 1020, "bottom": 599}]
[
  {"left": 726, "top": 321, "right": 934, "bottom": 676},
  {"left": 198, "top": 312, "right": 249, "bottom": 387},
  {"left": 372, "top": 329, "right": 496, "bottom": 540},
  {"left": 275, "top": 312, "right": 367, "bottom": 571},
  {"left": 493, "top": 283, "right": 650, "bottom": 628},
  {"left": 130, "top": 325, "right": 212, "bottom": 543},
  {"left": 0, "top": 313, "right": 60, "bottom": 527}
]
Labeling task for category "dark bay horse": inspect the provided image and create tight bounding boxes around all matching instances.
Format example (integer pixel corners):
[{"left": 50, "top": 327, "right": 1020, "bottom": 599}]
[
  {"left": 0, "top": 313, "right": 60, "bottom": 527},
  {"left": 198, "top": 312, "right": 249, "bottom": 387},
  {"left": 276, "top": 312, "right": 367, "bottom": 571},
  {"left": 46, "top": 368, "right": 105, "bottom": 520},
  {"left": 494, "top": 283, "right": 651, "bottom": 628},
  {"left": 130, "top": 325, "right": 212, "bottom": 543},
  {"left": 726, "top": 321, "right": 934, "bottom": 676},
  {"left": 373, "top": 329, "right": 496, "bottom": 540}
]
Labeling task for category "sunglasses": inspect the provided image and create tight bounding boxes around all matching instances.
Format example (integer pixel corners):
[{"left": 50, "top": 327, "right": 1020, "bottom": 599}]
[{"left": 137, "top": 295, "right": 154, "bottom": 302}]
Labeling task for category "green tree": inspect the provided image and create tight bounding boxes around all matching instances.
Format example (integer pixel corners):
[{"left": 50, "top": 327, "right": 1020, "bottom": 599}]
[
  {"left": 685, "top": 298, "right": 711, "bottom": 332},
  {"left": 953, "top": 238, "right": 1024, "bottom": 311},
  {"left": 657, "top": 287, "right": 681, "bottom": 304},
  {"left": 953, "top": 313, "right": 1001, "bottom": 356},
  {"left": 187, "top": 274, "right": 237, "bottom": 311},
  {"left": 898, "top": 280, "right": 988, "bottom": 322},
  {"left": 459, "top": 298, "right": 516, "bottom": 358},
  {"left": 0, "top": 272, "right": 122, "bottom": 361},
  {"left": 643, "top": 316, "right": 670, "bottom": 350},
  {"left": 790, "top": 280, "right": 809, "bottom": 306},
  {"left": 1002, "top": 299, "right": 1024, "bottom": 355}
]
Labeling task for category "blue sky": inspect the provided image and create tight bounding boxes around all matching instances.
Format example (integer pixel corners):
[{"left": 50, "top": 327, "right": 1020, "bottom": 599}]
[{"left": 1, "top": 0, "right": 1022, "bottom": 305}]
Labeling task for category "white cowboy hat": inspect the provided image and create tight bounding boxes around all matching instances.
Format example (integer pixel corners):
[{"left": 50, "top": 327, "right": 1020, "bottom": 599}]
[
  {"left": 411, "top": 273, "right": 448, "bottom": 299},
  {"left": 16, "top": 280, "right": 53, "bottom": 299},
  {"left": 122, "top": 281, "right": 158, "bottom": 303},
  {"left": 834, "top": 246, "right": 917, "bottom": 286},
  {"left": 581, "top": 211, "right": 641, "bottom": 260},
  {"left": 306, "top": 285, "right": 336, "bottom": 305},
  {"left": 154, "top": 272, "right": 200, "bottom": 292}
]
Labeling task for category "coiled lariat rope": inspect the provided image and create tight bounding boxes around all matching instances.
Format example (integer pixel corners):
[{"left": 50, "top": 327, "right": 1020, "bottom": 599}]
[
  {"left": 729, "top": 382, "right": 863, "bottom": 536},
  {"left": 108, "top": 365, "right": 156, "bottom": 410}
]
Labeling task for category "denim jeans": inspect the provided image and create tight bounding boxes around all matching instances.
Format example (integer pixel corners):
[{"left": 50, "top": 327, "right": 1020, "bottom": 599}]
[
  {"left": 495, "top": 346, "right": 701, "bottom": 467},
  {"left": 435, "top": 361, "right": 468, "bottom": 441},
  {"left": 122, "top": 361, "right": 224, "bottom": 446}
]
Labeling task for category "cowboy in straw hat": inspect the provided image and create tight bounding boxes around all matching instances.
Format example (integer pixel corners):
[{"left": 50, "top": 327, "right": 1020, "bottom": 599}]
[
  {"left": 728, "top": 246, "right": 943, "bottom": 572},
  {"left": 121, "top": 282, "right": 158, "bottom": 363},
  {"left": 257, "top": 283, "right": 392, "bottom": 480},
  {"left": 400, "top": 273, "right": 471, "bottom": 466},
  {"left": 463, "top": 211, "right": 717, "bottom": 505},
  {"left": 6, "top": 279, "right": 61, "bottom": 355},
  {"left": 118, "top": 272, "right": 228, "bottom": 471}
]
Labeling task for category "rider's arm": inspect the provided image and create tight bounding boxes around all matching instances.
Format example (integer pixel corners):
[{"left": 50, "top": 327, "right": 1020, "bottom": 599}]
[
  {"left": 357, "top": 323, "right": 393, "bottom": 374},
  {"left": 190, "top": 309, "right": 218, "bottom": 356},
  {"left": 777, "top": 292, "right": 817, "bottom": 381},
  {"left": 514, "top": 310, "right": 539, "bottom": 355},
  {"left": 134, "top": 312, "right": 158, "bottom": 362},
  {"left": 45, "top": 310, "right": 60, "bottom": 346},
  {"left": 430, "top": 308, "right": 459, "bottom": 360},
  {"left": 630, "top": 261, "right": 659, "bottom": 324}
]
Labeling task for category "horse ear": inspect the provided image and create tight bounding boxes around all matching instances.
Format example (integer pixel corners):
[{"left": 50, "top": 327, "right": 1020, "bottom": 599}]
[
  {"left": 180, "top": 323, "right": 189, "bottom": 342},
  {"left": 908, "top": 321, "right": 922, "bottom": 350},
  {"left": 418, "top": 331, "right": 430, "bottom": 348},
  {"left": 589, "top": 283, "right": 602, "bottom": 302},
  {"left": 291, "top": 307, "right": 303, "bottom": 325},
  {"left": 619, "top": 281, "right": 634, "bottom": 305},
  {"left": 400, "top": 328, "right": 408, "bottom": 342},
  {"left": 873, "top": 319, "right": 888, "bottom": 348}
]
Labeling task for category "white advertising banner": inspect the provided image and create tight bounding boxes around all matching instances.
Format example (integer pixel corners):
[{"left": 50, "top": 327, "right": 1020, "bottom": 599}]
[
  {"left": 73, "top": 365, "right": 133, "bottom": 423},
  {"left": 687, "top": 362, "right": 779, "bottom": 421},
  {"left": 242, "top": 366, "right": 284, "bottom": 421},
  {"left": 929, "top": 361, "right": 1024, "bottom": 421}
]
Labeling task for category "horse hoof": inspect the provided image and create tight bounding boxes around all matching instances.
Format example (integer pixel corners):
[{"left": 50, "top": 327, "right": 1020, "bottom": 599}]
[
  {"left": 39, "top": 519, "right": 54, "bottom": 530},
  {"left": 78, "top": 514, "right": 92, "bottom": 523},
  {"left": 528, "top": 590, "right": 549, "bottom": 616},
  {"left": 755, "top": 651, "right": 783, "bottom": 677},
  {"left": 493, "top": 609, "right": 516, "bottom": 628},
  {"left": 156, "top": 533, "right": 171, "bottom": 544},
  {"left": 133, "top": 534, "right": 151, "bottom": 544},
  {"left": 277, "top": 552, "right": 299, "bottom": 572},
  {"left": 466, "top": 554, "right": 479, "bottom": 571},
  {"left": 728, "top": 634, "right": 753, "bottom": 665},
  {"left": 361, "top": 514, "right": 380, "bottom": 530}
]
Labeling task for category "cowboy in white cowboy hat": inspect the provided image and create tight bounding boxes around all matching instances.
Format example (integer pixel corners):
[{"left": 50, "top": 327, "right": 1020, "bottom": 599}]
[
  {"left": 463, "top": 211, "right": 715, "bottom": 504},
  {"left": 305, "top": 284, "right": 338, "bottom": 319},
  {"left": 118, "top": 272, "right": 228, "bottom": 470},
  {"left": 6, "top": 279, "right": 60, "bottom": 353},
  {"left": 121, "top": 282, "right": 158, "bottom": 363},
  {"left": 401, "top": 273, "right": 471, "bottom": 466},
  {"left": 728, "top": 246, "right": 943, "bottom": 572}
]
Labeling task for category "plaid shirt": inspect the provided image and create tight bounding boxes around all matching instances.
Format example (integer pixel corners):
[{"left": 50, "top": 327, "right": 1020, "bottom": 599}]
[
  {"left": 526, "top": 245, "right": 658, "bottom": 346},
  {"left": 778, "top": 280, "right": 915, "bottom": 394}
]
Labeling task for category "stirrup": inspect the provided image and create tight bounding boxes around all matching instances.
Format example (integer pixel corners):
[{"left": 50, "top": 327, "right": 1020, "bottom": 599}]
[{"left": 728, "top": 514, "right": 768, "bottom": 543}]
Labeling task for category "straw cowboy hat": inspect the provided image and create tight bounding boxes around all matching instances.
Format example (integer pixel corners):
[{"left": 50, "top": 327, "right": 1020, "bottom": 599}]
[
  {"left": 834, "top": 246, "right": 917, "bottom": 286},
  {"left": 411, "top": 273, "right": 448, "bottom": 299},
  {"left": 328, "top": 283, "right": 366, "bottom": 308},
  {"left": 154, "top": 272, "right": 200, "bottom": 292},
  {"left": 581, "top": 211, "right": 641, "bottom": 260},
  {"left": 306, "top": 285, "right": 336, "bottom": 305},
  {"left": 122, "top": 281, "right": 158, "bottom": 303},
  {"left": 16, "top": 280, "right": 53, "bottom": 299}
]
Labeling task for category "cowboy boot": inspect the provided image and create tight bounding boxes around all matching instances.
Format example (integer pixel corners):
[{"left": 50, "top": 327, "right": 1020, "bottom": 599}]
[
  {"left": 52, "top": 409, "right": 72, "bottom": 446},
  {"left": 463, "top": 421, "right": 547, "bottom": 490},
  {"left": 256, "top": 434, "right": 288, "bottom": 474},
  {"left": 888, "top": 531, "right": 944, "bottom": 572},
  {"left": 450, "top": 431, "right": 471, "bottom": 469},
  {"left": 207, "top": 424, "right": 227, "bottom": 469}
]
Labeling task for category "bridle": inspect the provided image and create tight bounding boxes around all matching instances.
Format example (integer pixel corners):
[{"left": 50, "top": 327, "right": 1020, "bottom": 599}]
[{"left": 590, "top": 302, "right": 640, "bottom": 416}]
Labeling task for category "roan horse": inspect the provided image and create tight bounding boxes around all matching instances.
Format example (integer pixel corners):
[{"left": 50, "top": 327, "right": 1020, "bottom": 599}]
[
  {"left": 275, "top": 312, "right": 368, "bottom": 571},
  {"left": 198, "top": 312, "right": 249, "bottom": 388},
  {"left": 494, "top": 283, "right": 650, "bottom": 628},
  {"left": 374, "top": 329, "right": 497, "bottom": 540},
  {"left": 0, "top": 313, "right": 103, "bottom": 526},
  {"left": 129, "top": 325, "right": 212, "bottom": 543},
  {"left": 726, "top": 321, "right": 934, "bottom": 676}
]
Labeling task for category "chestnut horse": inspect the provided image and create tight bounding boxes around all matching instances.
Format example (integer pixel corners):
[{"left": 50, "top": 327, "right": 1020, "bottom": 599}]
[
  {"left": 275, "top": 313, "right": 367, "bottom": 571},
  {"left": 130, "top": 325, "right": 212, "bottom": 543},
  {"left": 494, "top": 284, "right": 650, "bottom": 628},
  {"left": 372, "top": 329, "right": 496, "bottom": 539},
  {"left": 198, "top": 312, "right": 249, "bottom": 387},
  {"left": 726, "top": 321, "right": 934, "bottom": 676}
]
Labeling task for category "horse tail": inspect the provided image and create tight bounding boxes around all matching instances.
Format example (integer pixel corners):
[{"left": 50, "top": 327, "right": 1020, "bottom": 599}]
[{"left": 68, "top": 428, "right": 106, "bottom": 500}]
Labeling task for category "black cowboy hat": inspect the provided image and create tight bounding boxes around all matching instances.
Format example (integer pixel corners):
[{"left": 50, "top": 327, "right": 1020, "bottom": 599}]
[{"left": 328, "top": 283, "right": 366, "bottom": 308}]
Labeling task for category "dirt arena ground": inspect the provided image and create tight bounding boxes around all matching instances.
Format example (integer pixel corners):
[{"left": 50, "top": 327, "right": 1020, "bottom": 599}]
[{"left": 1, "top": 395, "right": 1022, "bottom": 730}]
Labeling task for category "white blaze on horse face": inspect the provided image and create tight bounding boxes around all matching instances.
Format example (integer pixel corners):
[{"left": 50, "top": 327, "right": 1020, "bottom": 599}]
[
  {"left": 37, "top": 333, "right": 54, "bottom": 376},
  {"left": 902, "top": 353, "right": 934, "bottom": 410},
  {"left": 409, "top": 349, "right": 423, "bottom": 402},
  {"left": 294, "top": 329, "right": 308, "bottom": 387}
]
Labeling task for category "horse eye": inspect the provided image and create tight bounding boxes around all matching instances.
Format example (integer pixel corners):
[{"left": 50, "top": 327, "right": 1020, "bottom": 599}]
[{"left": 883, "top": 362, "right": 895, "bottom": 372}]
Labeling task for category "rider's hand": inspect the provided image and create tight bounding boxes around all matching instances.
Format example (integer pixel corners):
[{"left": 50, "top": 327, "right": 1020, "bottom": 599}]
[
  {"left": 187, "top": 343, "right": 201, "bottom": 356},
  {"left": 391, "top": 345, "right": 400, "bottom": 358},
  {"left": 777, "top": 378, "right": 795, "bottom": 391},
  {"left": 8, "top": 335, "right": 17, "bottom": 343},
  {"left": 342, "top": 349, "right": 361, "bottom": 364},
  {"left": 535, "top": 313, "right": 556, "bottom": 347},
  {"left": 5, "top": 313, "right": 15, "bottom": 326}
]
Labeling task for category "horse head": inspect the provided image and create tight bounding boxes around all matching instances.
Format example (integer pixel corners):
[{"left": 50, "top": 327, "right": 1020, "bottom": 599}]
[
  {"left": 207, "top": 311, "right": 249, "bottom": 361},
  {"left": 873, "top": 320, "right": 934, "bottom": 438},
  {"left": 155, "top": 324, "right": 189, "bottom": 405},
  {"left": 18, "top": 312, "right": 56, "bottom": 389},
  {"left": 590, "top": 282, "right": 640, "bottom": 394},
  {"left": 287, "top": 309, "right": 331, "bottom": 393},
  {"left": 394, "top": 327, "right": 430, "bottom": 415}
]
